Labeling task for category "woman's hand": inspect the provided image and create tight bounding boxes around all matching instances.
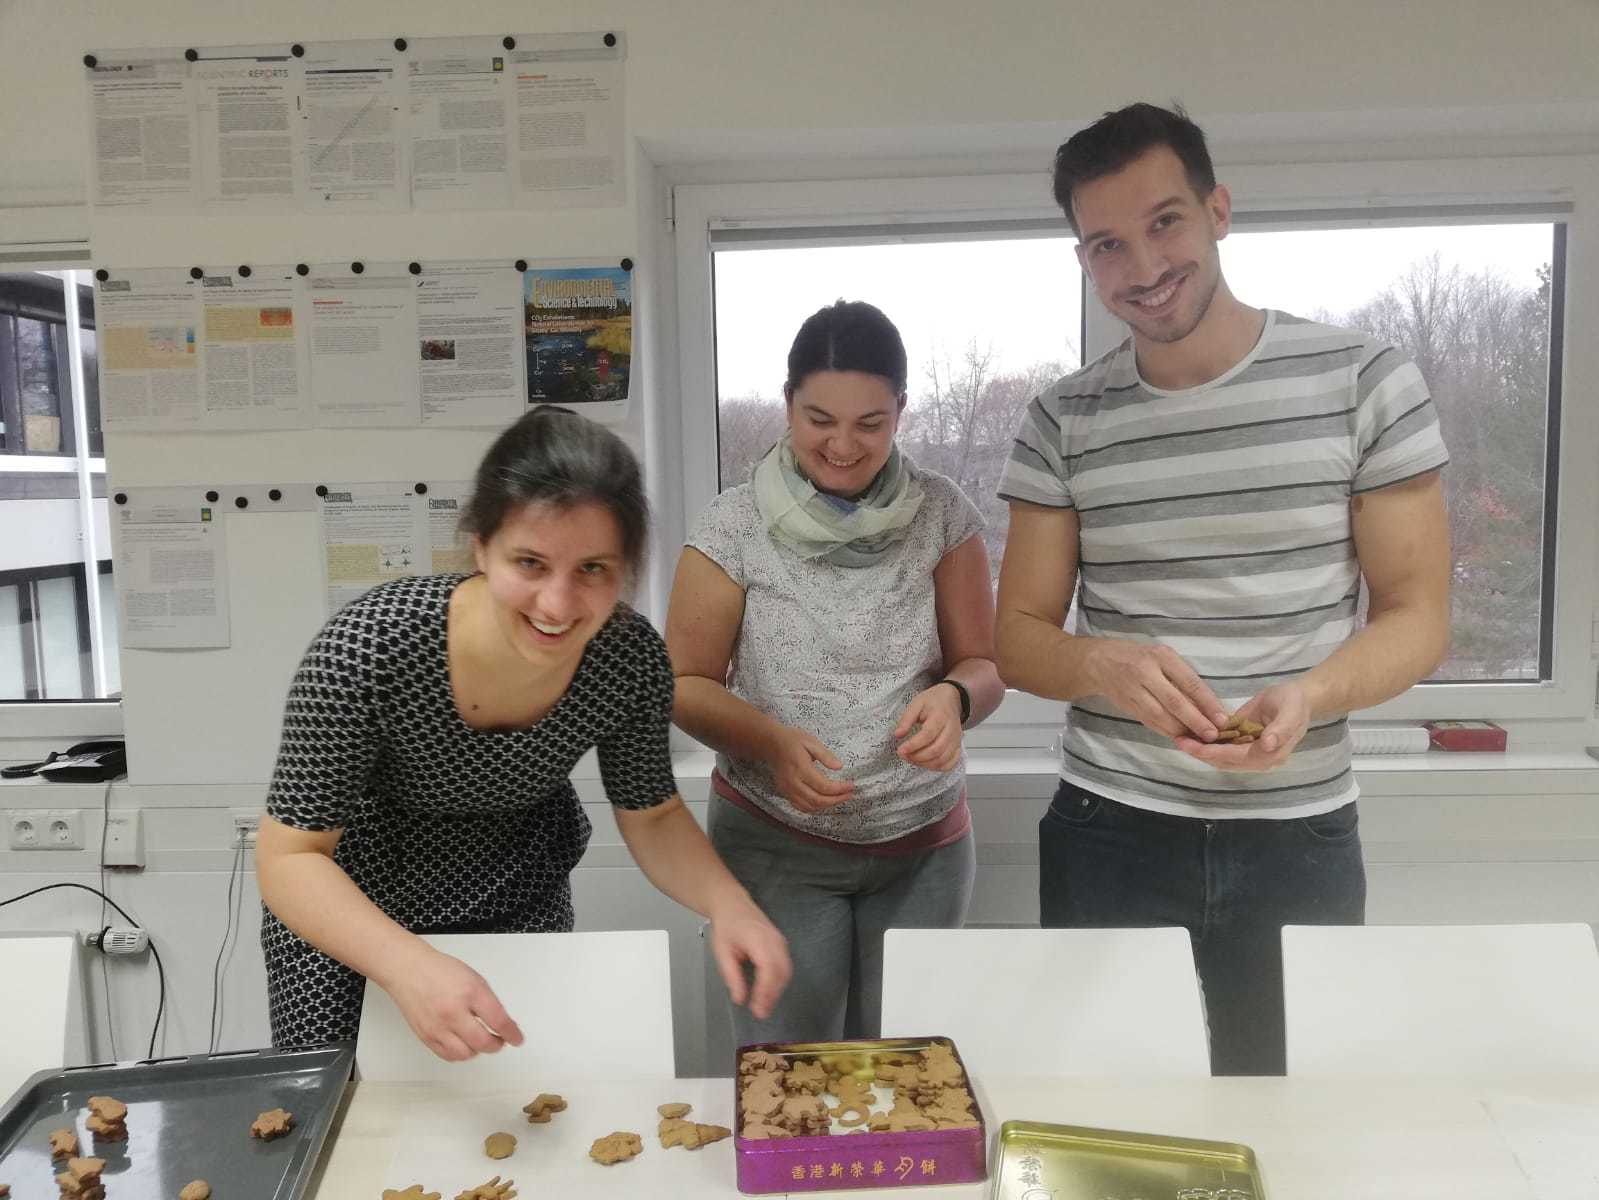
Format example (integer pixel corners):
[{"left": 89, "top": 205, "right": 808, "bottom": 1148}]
[
  {"left": 708, "top": 897, "right": 793, "bottom": 1020},
  {"left": 767, "top": 725, "right": 854, "bottom": 813},
  {"left": 380, "top": 944, "right": 526, "bottom": 1062},
  {"left": 893, "top": 684, "right": 965, "bottom": 772}
]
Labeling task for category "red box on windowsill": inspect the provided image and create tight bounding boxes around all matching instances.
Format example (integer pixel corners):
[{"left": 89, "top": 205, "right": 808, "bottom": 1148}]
[{"left": 1424, "top": 720, "right": 1507, "bottom": 751}]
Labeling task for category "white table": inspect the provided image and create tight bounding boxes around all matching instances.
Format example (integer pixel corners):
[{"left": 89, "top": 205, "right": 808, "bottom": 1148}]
[{"left": 307, "top": 1074, "right": 1599, "bottom": 1198}]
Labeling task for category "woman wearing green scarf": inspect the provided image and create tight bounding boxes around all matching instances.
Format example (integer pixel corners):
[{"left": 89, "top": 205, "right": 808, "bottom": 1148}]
[{"left": 666, "top": 300, "right": 1004, "bottom": 1047}]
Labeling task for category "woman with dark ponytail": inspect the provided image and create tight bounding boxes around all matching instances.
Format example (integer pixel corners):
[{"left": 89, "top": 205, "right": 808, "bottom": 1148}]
[
  {"left": 667, "top": 301, "right": 1004, "bottom": 1045},
  {"left": 258, "top": 407, "right": 790, "bottom": 1058}
]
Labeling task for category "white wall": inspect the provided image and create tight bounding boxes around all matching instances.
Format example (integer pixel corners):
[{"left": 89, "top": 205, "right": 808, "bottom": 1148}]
[
  {"left": 3, "top": 0, "right": 1599, "bottom": 1078},
  {"left": 7, "top": 0, "right": 1599, "bottom": 207}
]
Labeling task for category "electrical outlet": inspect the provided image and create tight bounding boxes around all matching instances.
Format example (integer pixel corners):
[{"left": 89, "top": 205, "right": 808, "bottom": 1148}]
[
  {"left": 104, "top": 809, "right": 144, "bottom": 868},
  {"left": 232, "top": 811, "right": 261, "bottom": 849},
  {"left": 8, "top": 810, "right": 84, "bottom": 851}
]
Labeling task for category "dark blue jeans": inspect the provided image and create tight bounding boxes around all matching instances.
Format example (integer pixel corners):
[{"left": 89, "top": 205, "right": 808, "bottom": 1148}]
[{"left": 1039, "top": 780, "right": 1366, "bottom": 1076}]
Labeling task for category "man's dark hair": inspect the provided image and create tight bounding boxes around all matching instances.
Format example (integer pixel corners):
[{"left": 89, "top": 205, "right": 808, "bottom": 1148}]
[{"left": 1052, "top": 102, "right": 1216, "bottom": 234}]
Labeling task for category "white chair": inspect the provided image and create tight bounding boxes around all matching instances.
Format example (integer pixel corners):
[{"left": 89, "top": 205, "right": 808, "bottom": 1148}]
[
  {"left": 881, "top": 927, "right": 1210, "bottom": 1077},
  {"left": 357, "top": 930, "right": 674, "bottom": 1085},
  {"left": 0, "top": 934, "right": 78, "bottom": 1096},
  {"left": 1282, "top": 923, "right": 1599, "bottom": 1076}
]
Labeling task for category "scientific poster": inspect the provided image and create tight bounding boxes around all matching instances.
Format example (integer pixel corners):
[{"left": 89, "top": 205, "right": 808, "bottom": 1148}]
[
  {"left": 85, "top": 53, "right": 197, "bottom": 210},
  {"left": 407, "top": 43, "right": 514, "bottom": 211},
  {"left": 83, "top": 34, "right": 628, "bottom": 216},
  {"left": 199, "top": 265, "right": 309, "bottom": 429},
  {"left": 318, "top": 482, "right": 474, "bottom": 612},
  {"left": 301, "top": 44, "right": 408, "bottom": 212},
  {"left": 416, "top": 264, "right": 524, "bottom": 428},
  {"left": 305, "top": 263, "right": 421, "bottom": 427},
  {"left": 508, "top": 33, "right": 626, "bottom": 209},
  {"left": 424, "top": 482, "right": 476, "bottom": 574},
  {"left": 96, "top": 269, "right": 203, "bottom": 430},
  {"left": 318, "top": 483, "right": 422, "bottom": 614},
  {"left": 112, "top": 499, "right": 231, "bottom": 649},
  {"left": 523, "top": 264, "right": 632, "bottom": 421},
  {"left": 192, "top": 51, "right": 301, "bottom": 210}
]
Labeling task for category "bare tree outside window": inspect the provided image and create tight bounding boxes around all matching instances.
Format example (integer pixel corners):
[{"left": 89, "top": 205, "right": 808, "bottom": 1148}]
[
  {"left": 711, "top": 223, "right": 1560, "bottom": 686},
  {"left": 1224, "top": 226, "right": 1557, "bottom": 684},
  {"left": 711, "top": 236, "right": 1085, "bottom": 581}
]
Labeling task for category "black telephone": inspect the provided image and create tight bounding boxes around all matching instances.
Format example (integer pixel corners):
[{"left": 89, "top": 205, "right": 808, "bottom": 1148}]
[{"left": 0, "top": 740, "right": 127, "bottom": 781}]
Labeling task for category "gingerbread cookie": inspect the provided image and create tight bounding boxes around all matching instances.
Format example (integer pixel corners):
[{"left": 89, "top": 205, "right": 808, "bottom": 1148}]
[
  {"left": 85, "top": 1096, "right": 128, "bottom": 1142},
  {"left": 659, "top": 1117, "right": 731, "bottom": 1149},
  {"left": 382, "top": 1188, "right": 441, "bottom": 1200},
  {"left": 784, "top": 1060, "right": 827, "bottom": 1094},
  {"left": 738, "top": 1050, "right": 786, "bottom": 1076},
  {"left": 921, "top": 1087, "right": 979, "bottom": 1128},
  {"left": 55, "top": 1156, "right": 107, "bottom": 1200},
  {"left": 687, "top": 1123, "right": 731, "bottom": 1148},
  {"left": 868, "top": 1094, "right": 936, "bottom": 1133},
  {"left": 588, "top": 1131, "right": 643, "bottom": 1164},
  {"left": 1218, "top": 715, "right": 1266, "bottom": 744},
  {"left": 483, "top": 1132, "right": 516, "bottom": 1159},
  {"left": 48, "top": 1129, "right": 78, "bottom": 1159},
  {"left": 658, "top": 1116, "right": 695, "bottom": 1148},
  {"left": 873, "top": 1060, "right": 920, "bottom": 1089},
  {"left": 828, "top": 1074, "right": 874, "bottom": 1127},
  {"left": 249, "top": 1108, "right": 294, "bottom": 1140},
  {"left": 778, "top": 1093, "right": 830, "bottom": 1136},
  {"left": 740, "top": 1071, "right": 784, "bottom": 1119},
  {"left": 656, "top": 1101, "right": 692, "bottom": 1119},
  {"left": 454, "top": 1176, "right": 516, "bottom": 1200},
  {"left": 178, "top": 1183, "right": 211, "bottom": 1200},
  {"left": 521, "top": 1093, "right": 566, "bottom": 1123}
]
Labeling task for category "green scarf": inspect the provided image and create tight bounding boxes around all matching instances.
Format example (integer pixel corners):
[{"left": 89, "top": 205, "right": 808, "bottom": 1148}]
[{"left": 752, "top": 434, "right": 925, "bottom": 568}]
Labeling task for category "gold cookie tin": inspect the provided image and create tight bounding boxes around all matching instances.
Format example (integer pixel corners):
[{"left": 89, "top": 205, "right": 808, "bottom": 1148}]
[{"left": 991, "top": 1119, "right": 1265, "bottom": 1199}]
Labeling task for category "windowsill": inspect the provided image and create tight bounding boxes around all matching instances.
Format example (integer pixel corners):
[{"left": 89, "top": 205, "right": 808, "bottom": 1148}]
[
  {"left": 1, "top": 748, "right": 1592, "bottom": 796},
  {"left": 663, "top": 746, "right": 1599, "bottom": 781}
]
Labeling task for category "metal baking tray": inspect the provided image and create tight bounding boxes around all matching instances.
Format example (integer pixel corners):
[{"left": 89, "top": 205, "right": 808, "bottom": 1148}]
[
  {"left": 991, "top": 1119, "right": 1265, "bottom": 1199},
  {"left": 734, "top": 1036, "right": 987, "bottom": 1193},
  {"left": 0, "top": 1043, "right": 353, "bottom": 1200}
]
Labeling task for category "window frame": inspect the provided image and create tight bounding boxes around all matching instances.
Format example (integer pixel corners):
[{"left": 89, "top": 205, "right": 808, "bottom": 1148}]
[
  {"left": 671, "top": 155, "right": 1599, "bottom": 733},
  {"left": 0, "top": 239, "right": 122, "bottom": 739}
]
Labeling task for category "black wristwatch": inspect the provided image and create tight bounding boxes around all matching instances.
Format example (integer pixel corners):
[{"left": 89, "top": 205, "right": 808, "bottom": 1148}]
[{"left": 937, "top": 678, "right": 971, "bottom": 726}]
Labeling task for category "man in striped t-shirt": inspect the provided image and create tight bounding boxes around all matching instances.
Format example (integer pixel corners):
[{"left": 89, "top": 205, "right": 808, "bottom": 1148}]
[{"left": 996, "top": 104, "right": 1451, "bottom": 1075}]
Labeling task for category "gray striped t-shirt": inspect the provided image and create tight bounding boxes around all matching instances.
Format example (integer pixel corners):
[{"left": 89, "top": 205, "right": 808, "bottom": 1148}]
[{"left": 998, "top": 310, "right": 1448, "bottom": 818}]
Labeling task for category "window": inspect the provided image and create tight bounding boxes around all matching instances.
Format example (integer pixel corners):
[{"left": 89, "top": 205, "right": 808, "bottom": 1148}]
[
  {"left": 712, "top": 237, "right": 1085, "bottom": 581},
  {"left": 1219, "top": 221, "right": 1562, "bottom": 686},
  {"left": 674, "top": 163, "right": 1595, "bottom": 727},
  {"left": 0, "top": 269, "right": 118, "bottom": 702}
]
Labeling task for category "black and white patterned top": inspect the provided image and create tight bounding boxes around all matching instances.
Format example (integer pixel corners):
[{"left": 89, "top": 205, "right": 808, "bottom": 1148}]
[{"left": 260, "top": 573, "right": 677, "bottom": 1049}]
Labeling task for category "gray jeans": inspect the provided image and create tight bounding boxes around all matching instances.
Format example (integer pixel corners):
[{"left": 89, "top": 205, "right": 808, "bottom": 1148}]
[{"left": 708, "top": 792, "right": 976, "bottom": 1047}]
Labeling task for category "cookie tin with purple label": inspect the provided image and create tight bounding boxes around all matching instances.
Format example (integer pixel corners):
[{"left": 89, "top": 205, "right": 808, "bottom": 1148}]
[{"left": 733, "top": 1036, "right": 987, "bottom": 1194}]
